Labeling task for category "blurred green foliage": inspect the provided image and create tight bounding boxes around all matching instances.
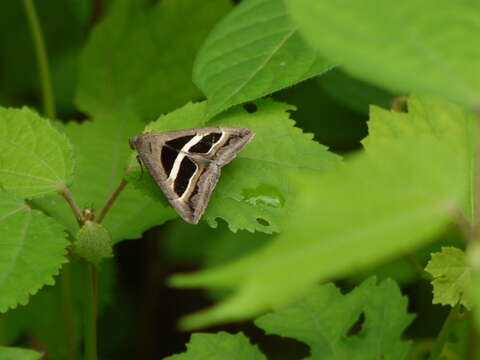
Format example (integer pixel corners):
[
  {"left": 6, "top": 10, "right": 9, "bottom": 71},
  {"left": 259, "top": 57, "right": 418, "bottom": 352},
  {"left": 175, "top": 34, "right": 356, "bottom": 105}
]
[{"left": 0, "top": 0, "right": 477, "bottom": 359}]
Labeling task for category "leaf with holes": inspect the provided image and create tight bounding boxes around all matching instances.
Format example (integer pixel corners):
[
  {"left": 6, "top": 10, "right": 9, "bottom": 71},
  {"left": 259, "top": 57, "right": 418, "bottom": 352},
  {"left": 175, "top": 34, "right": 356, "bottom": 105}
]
[
  {"left": 76, "top": 0, "right": 232, "bottom": 119},
  {"left": 170, "top": 135, "right": 465, "bottom": 329},
  {"left": 425, "top": 247, "right": 472, "bottom": 308},
  {"left": 255, "top": 277, "right": 414, "bottom": 360},
  {"left": 0, "top": 187, "right": 68, "bottom": 312},
  {"left": 164, "top": 332, "right": 266, "bottom": 360},
  {"left": 193, "top": 0, "right": 333, "bottom": 119},
  {"left": 0, "top": 107, "right": 74, "bottom": 199},
  {"left": 0, "top": 346, "right": 42, "bottom": 360},
  {"left": 127, "top": 100, "right": 341, "bottom": 233},
  {"left": 284, "top": 0, "right": 480, "bottom": 108}
]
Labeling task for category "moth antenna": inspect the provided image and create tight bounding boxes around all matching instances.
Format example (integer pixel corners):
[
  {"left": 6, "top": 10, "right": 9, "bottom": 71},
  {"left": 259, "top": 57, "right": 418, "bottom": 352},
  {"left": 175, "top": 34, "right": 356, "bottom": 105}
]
[{"left": 136, "top": 155, "right": 144, "bottom": 180}]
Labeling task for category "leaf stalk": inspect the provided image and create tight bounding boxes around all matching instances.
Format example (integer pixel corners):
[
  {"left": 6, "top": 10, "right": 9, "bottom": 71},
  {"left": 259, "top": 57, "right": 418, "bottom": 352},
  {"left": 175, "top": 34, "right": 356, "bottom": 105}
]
[
  {"left": 96, "top": 178, "right": 128, "bottom": 223},
  {"left": 61, "top": 187, "right": 84, "bottom": 225}
]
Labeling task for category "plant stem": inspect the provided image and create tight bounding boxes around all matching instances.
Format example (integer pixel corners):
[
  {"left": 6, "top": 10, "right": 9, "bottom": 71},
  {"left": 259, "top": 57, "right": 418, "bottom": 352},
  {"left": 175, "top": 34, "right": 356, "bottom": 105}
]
[
  {"left": 22, "top": 0, "right": 56, "bottom": 119},
  {"left": 474, "top": 105, "right": 480, "bottom": 236},
  {"left": 428, "top": 303, "right": 461, "bottom": 360},
  {"left": 84, "top": 264, "right": 98, "bottom": 360},
  {"left": 61, "top": 187, "right": 84, "bottom": 225},
  {"left": 96, "top": 178, "right": 128, "bottom": 223},
  {"left": 60, "top": 263, "right": 78, "bottom": 360}
]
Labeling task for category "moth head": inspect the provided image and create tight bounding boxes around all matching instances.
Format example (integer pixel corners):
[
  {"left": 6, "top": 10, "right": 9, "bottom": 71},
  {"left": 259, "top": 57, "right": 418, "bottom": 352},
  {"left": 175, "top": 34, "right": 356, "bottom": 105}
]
[{"left": 129, "top": 136, "right": 140, "bottom": 150}]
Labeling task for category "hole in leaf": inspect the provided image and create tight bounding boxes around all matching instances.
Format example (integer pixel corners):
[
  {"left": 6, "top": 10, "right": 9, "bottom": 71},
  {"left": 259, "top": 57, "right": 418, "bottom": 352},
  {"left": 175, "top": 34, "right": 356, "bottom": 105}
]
[
  {"left": 391, "top": 95, "right": 409, "bottom": 113},
  {"left": 243, "top": 102, "right": 258, "bottom": 113},
  {"left": 347, "top": 312, "right": 365, "bottom": 336},
  {"left": 256, "top": 218, "right": 270, "bottom": 226}
]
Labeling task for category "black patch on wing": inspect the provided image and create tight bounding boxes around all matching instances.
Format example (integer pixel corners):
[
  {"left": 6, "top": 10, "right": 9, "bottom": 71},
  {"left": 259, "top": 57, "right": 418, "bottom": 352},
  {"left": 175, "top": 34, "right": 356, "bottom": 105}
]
[
  {"left": 166, "top": 135, "right": 194, "bottom": 150},
  {"left": 189, "top": 133, "right": 222, "bottom": 153},
  {"left": 161, "top": 146, "right": 177, "bottom": 176},
  {"left": 174, "top": 157, "right": 197, "bottom": 197}
]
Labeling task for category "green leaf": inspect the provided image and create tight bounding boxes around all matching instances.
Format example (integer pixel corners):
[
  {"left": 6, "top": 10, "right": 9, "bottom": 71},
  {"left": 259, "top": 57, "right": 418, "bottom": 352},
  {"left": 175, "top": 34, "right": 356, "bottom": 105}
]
[
  {"left": 34, "top": 107, "right": 176, "bottom": 243},
  {"left": 170, "top": 135, "right": 465, "bottom": 329},
  {"left": 0, "top": 188, "right": 68, "bottom": 313},
  {"left": 0, "top": 346, "right": 42, "bottom": 360},
  {"left": 128, "top": 100, "right": 341, "bottom": 233},
  {"left": 425, "top": 247, "right": 472, "bottom": 309},
  {"left": 364, "top": 96, "right": 475, "bottom": 150},
  {"left": 74, "top": 221, "right": 113, "bottom": 264},
  {"left": 363, "top": 96, "right": 475, "bottom": 218},
  {"left": 76, "top": 0, "right": 232, "bottom": 119},
  {"left": 255, "top": 277, "right": 414, "bottom": 360},
  {"left": 317, "top": 69, "right": 395, "bottom": 114},
  {"left": 0, "top": 107, "right": 74, "bottom": 199},
  {"left": 164, "top": 332, "right": 266, "bottom": 360},
  {"left": 284, "top": 0, "right": 480, "bottom": 108},
  {"left": 194, "top": 0, "right": 333, "bottom": 119},
  {"left": 345, "top": 232, "right": 464, "bottom": 287}
]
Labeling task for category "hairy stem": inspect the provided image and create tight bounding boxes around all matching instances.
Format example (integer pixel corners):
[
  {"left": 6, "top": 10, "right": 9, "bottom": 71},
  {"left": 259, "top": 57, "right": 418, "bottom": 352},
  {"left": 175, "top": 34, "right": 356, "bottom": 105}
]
[
  {"left": 61, "top": 187, "right": 84, "bottom": 224},
  {"left": 428, "top": 303, "right": 461, "bottom": 360},
  {"left": 84, "top": 264, "right": 98, "bottom": 360},
  {"left": 96, "top": 178, "right": 128, "bottom": 223},
  {"left": 22, "top": 0, "right": 56, "bottom": 119}
]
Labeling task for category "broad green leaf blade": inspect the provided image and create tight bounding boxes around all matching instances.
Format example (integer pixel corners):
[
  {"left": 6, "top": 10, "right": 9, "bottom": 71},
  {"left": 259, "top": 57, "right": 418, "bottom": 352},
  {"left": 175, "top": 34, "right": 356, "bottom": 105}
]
[
  {"left": 0, "top": 346, "right": 42, "bottom": 360},
  {"left": 0, "top": 107, "right": 74, "bottom": 199},
  {"left": 127, "top": 100, "right": 341, "bottom": 233},
  {"left": 76, "top": 0, "right": 232, "bottom": 119},
  {"left": 255, "top": 278, "right": 413, "bottom": 360},
  {"left": 170, "top": 135, "right": 466, "bottom": 329},
  {"left": 0, "top": 188, "right": 68, "bottom": 312},
  {"left": 425, "top": 247, "right": 472, "bottom": 308},
  {"left": 284, "top": 0, "right": 480, "bottom": 108},
  {"left": 34, "top": 107, "right": 176, "bottom": 243},
  {"left": 363, "top": 96, "right": 475, "bottom": 219},
  {"left": 194, "top": 0, "right": 333, "bottom": 119},
  {"left": 164, "top": 332, "right": 266, "bottom": 360},
  {"left": 364, "top": 96, "right": 475, "bottom": 150}
]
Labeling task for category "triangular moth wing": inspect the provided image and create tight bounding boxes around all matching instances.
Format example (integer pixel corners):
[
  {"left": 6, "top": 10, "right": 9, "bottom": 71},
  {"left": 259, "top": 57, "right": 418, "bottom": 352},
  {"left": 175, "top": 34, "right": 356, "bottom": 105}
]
[{"left": 129, "top": 126, "right": 255, "bottom": 224}]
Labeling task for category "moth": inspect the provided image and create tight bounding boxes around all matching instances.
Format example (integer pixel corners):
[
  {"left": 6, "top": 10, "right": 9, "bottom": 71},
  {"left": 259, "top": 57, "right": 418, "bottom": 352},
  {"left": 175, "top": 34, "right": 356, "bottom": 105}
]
[{"left": 129, "top": 126, "right": 255, "bottom": 224}]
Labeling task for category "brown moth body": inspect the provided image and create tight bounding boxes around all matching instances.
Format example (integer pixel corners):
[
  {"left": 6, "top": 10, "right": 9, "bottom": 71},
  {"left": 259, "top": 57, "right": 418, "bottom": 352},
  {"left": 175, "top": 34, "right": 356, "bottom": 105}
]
[{"left": 129, "top": 126, "right": 255, "bottom": 224}]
